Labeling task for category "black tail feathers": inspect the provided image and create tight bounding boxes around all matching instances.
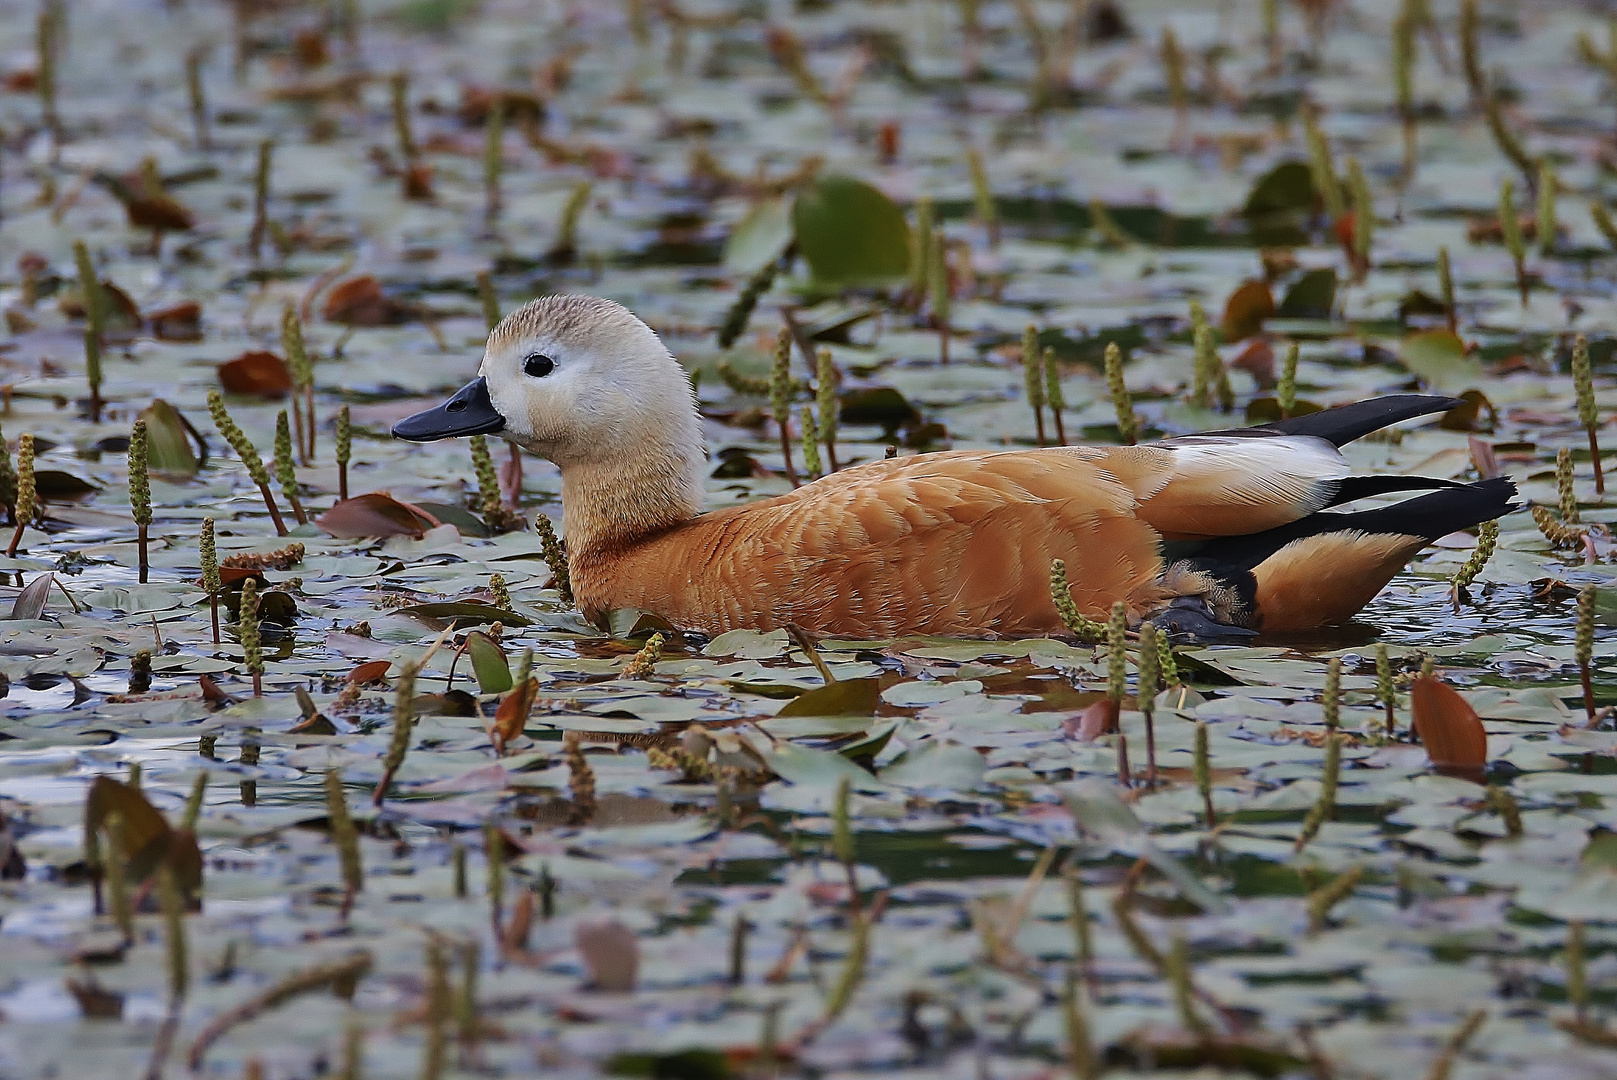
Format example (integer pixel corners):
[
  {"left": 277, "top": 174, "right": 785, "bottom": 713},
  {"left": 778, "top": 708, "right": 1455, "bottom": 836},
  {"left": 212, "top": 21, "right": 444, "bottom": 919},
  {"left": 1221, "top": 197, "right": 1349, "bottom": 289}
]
[{"left": 1254, "top": 394, "right": 1462, "bottom": 447}]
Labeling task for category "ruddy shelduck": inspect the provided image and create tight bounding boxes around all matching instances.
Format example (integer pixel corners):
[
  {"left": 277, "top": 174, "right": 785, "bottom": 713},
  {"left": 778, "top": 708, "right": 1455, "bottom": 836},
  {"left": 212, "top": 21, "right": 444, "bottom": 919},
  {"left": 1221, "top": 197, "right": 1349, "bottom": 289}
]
[{"left": 394, "top": 295, "right": 1515, "bottom": 639}]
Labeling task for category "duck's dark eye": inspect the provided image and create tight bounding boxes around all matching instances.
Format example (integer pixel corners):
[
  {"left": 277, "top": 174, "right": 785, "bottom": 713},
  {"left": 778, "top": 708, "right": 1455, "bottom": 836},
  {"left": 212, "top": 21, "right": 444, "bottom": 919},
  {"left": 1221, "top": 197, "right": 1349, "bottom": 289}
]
[{"left": 523, "top": 353, "right": 556, "bottom": 378}]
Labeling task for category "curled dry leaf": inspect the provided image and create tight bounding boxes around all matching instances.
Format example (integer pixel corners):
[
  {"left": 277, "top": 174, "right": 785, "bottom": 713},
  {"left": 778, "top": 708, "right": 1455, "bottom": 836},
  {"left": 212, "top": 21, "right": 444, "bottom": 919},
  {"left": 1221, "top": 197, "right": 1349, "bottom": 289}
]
[
  {"left": 1062, "top": 697, "right": 1119, "bottom": 741},
  {"left": 492, "top": 676, "right": 539, "bottom": 753},
  {"left": 1220, "top": 279, "right": 1275, "bottom": 343},
  {"left": 147, "top": 300, "right": 202, "bottom": 341},
  {"left": 575, "top": 918, "right": 639, "bottom": 992},
  {"left": 321, "top": 275, "right": 415, "bottom": 326},
  {"left": 347, "top": 659, "right": 392, "bottom": 684},
  {"left": 317, "top": 493, "right": 441, "bottom": 539},
  {"left": 217, "top": 350, "right": 292, "bottom": 398},
  {"left": 1411, "top": 676, "right": 1489, "bottom": 782},
  {"left": 1228, "top": 338, "right": 1275, "bottom": 388}
]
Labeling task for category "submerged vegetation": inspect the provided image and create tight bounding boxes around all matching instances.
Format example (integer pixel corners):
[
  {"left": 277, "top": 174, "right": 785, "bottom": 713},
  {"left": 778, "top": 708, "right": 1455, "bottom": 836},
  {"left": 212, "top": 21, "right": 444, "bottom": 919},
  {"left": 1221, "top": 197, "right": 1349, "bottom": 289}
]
[{"left": 1, "top": 0, "right": 1617, "bottom": 1077}]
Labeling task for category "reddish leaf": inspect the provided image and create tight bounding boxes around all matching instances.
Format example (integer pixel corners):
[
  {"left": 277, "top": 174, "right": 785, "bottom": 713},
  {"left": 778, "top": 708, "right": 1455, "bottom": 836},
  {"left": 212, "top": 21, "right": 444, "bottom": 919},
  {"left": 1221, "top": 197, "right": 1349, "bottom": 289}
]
[
  {"left": 218, "top": 567, "right": 267, "bottom": 587},
  {"left": 1220, "top": 279, "right": 1275, "bottom": 344},
  {"left": 61, "top": 279, "right": 142, "bottom": 332},
  {"left": 493, "top": 676, "right": 539, "bottom": 753},
  {"left": 321, "top": 275, "right": 414, "bottom": 326},
  {"left": 575, "top": 918, "right": 639, "bottom": 992},
  {"left": 401, "top": 162, "right": 435, "bottom": 200},
  {"left": 1411, "top": 676, "right": 1489, "bottom": 782},
  {"left": 346, "top": 659, "right": 392, "bottom": 684},
  {"left": 1062, "top": 698, "right": 1119, "bottom": 741},
  {"left": 217, "top": 350, "right": 292, "bottom": 398},
  {"left": 148, "top": 301, "right": 202, "bottom": 342},
  {"left": 458, "top": 85, "right": 546, "bottom": 127},
  {"left": 198, "top": 674, "right": 231, "bottom": 703},
  {"left": 316, "top": 493, "right": 442, "bottom": 539},
  {"left": 1228, "top": 338, "right": 1276, "bottom": 388}
]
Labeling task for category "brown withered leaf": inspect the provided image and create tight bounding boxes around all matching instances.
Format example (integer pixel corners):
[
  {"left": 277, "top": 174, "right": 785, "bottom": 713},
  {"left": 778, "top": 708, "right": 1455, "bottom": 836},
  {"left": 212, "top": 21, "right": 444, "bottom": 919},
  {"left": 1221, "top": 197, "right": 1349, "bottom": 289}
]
[
  {"left": 317, "top": 493, "right": 441, "bottom": 539},
  {"left": 493, "top": 676, "right": 540, "bottom": 753},
  {"left": 347, "top": 659, "right": 392, "bottom": 684},
  {"left": 459, "top": 85, "right": 547, "bottom": 127},
  {"left": 147, "top": 301, "right": 202, "bottom": 342},
  {"left": 1220, "top": 279, "right": 1275, "bottom": 343},
  {"left": 1228, "top": 338, "right": 1276, "bottom": 388},
  {"left": 1063, "top": 698, "right": 1119, "bottom": 741},
  {"left": 321, "top": 275, "right": 415, "bottom": 326},
  {"left": 1411, "top": 676, "right": 1489, "bottom": 782},
  {"left": 217, "top": 350, "right": 292, "bottom": 397},
  {"left": 575, "top": 918, "right": 639, "bottom": 992}
]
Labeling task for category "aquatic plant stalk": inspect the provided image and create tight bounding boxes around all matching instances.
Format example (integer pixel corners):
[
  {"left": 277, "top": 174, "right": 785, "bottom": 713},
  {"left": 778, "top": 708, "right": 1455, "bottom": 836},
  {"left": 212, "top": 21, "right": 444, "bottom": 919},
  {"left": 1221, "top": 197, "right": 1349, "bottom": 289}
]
[
  {"left": 816, "top": 347, "right": 839, "bottom": 472},
  {"left": 1438, "top": 246, "right": 1457, "bottom": 333},
  {"left": 1022, "top": 325, "right": 1046, "bottom": 444},
  {"left": 1577, "top": 584, "right": 1597, "bottom": 724},
  {"left": 129, "top": 418, "right": 151, "bottom": 583},
  {"left": 717, "top": 258, "right": 778, "bottom": 349},
  {"left": 186, "top": 46, "right": 209, "bottom": 151},
  {"left": 484, "top": 96, "right": 505, "bottom": 221},
  {"left": 799, "top": 406, "right": 821, "bottom": 479},
  {"left": 911, "top": 196, "right": 933, "bottom": 303},
  {"left": 469, "top": 435, "right": 506, "bottom": 529},
  {"left": 769, "top": 327, "right": 799, "bottom": 486},
  {"left": 1450, "top": 520, "right": 1497, "bottom": 599},
  {"left": 966, "top": 146, "right": 998, "bottom": 248},
  {"left": 201, "top": 517, "right": 220, "bottom": 644},
  {"left": 487, "top": 571, "right": 510, "bottom": 611},
  {"left": 1062, "top": 967, "right": 1098, "bottom": 1080},
  {"left": 36, "top": 10, "right": 58, "bottom": 149},
  {"left": 1557, "top": 446, "right": 1579, "bottom": 523},
  {"left": 105, "top": 811, "right": 133, "bottom": 944},
  {"left": 623, "top": 631, "right": 665, "bottom": 680},
  {"left": 1459, "top": 0, "right": 1484, "bottom": 104},
  {"left": 72, "top": 240, "right": 104, "bottom": 422},
  {"left": 273, "top": 411, "right": 306, "bottom": 525},
  {"left": 564, "top": 731, "right": 596, "bottom": 823},
  {"left": 1537, "top": 160, "right": 1557, "bottom": 257},
  {"left": 208, "top": 391, "right": 287, "bottom": 536},
  {"left": 1485, "top": 785, "right": 1523, "bottom": 838},
  {"left": 552, "top": 181, "right": 591, "bottom": 262},
  {"left": 1593, "top": 202, "right": 1617, "bottom": 251},
  {"left": 7, "top": 434, "right": 34, "bottom": 557},
  {"left": 1194, "top": 721, "right": 1214, "bottom": 828},
  {"left": 535, "top": 514, "right": 572, "bottom": 604},
  {"left": 484, "top": 819, "right": 504, "bottom": 931},
  {"left": 1137, "top": 622, "right": 1160, "bottom": 787},
  {"left": 1499, "top": 177, "right": 1528, "bottom": 306},
  {"left": 282, "top": 304, "right": 313, "bottom": 463},
  {"left": 1277, "top": 341, "right": 1299, "bottom": 418},
  {"left": 1347, "top": 158, "right": 1372, "bottom": 281},
  {"left": 374, "top": 660, "right": 419, "bottom": 806},
  {"left": 1104, "top": 342, "right": 1137, "bottom": 444},
  {"left": 335, "top": 405, "right": 351, "bottom": 501},
  {"left": 326, "top": 767, "right": 363, "bottom": 913},
  {"left": 1049, "top": 560, "right": 1104, "bottom": 643},
  {"left": 1568, "top": 920, "right": 1588, "bottom": 1024},
  {"left": 1043, "top": 346, "right": 1067, "bottom": 445},
  {"left": 930, "top": 229, "right": 951, "bottom": 365},
  {"left": 1306, "top": 864, "right": 1362, "bottom": 933},
  {"left": 1572, "top": 334, "right": 1604, "bottom": 493},
  {"left": 1376, "top": 642, "right": 1397, "bottom": 738},
  {"left": 249, "top": 139, "right": 272, "bottom": 259},
  {"left": 239, "top": 578, "right": 262, "bottom": 697},
  {"left": 476, "top": 270, "right": 500, "bottom": 332},
  {"left": 1295, "top": 733, "right": 1342, "bottom": 853},
  {"left": 1302, "top": 107, "right": 1346, "bottom": 225},
  {"left": 1322, "top": 656, "right": 1341, "bottom": 731}
]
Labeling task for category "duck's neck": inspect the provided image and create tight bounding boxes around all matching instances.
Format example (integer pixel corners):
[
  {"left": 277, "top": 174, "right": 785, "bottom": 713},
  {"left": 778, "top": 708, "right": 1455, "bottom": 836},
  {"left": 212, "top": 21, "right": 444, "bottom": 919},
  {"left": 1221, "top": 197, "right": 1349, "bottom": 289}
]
[{"left": 559, "top": 439, "right": 706, "bottom": 563}]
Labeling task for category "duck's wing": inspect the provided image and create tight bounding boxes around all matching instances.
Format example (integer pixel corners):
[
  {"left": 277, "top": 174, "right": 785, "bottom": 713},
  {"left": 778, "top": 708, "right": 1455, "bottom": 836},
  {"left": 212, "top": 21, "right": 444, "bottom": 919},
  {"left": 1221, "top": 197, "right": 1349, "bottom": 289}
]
[
  {"left": 1058, "top": 435, "right": 1352, "bottom": 540},
  {"left": 630, "top": 450, "right": 1166, "bottom": 637}
]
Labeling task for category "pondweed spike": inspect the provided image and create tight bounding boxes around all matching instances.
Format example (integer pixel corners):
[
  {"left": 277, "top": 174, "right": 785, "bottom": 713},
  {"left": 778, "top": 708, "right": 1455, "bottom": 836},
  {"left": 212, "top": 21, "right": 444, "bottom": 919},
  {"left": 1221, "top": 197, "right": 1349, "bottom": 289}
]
[
  {"left": 249, "top": 139, "right": 272, "bottom": 259},
  {"left": 1451, "top": 520, "right": 1497, "bottom": 598},
  {"left": 1106, "top": 601, "right": 1127, "bottom": 707},
  {"left": 1306, "top": 864, "right": 1362, "bottom": 933},
  {"left": 564, "top": 731, "right": 596, "bottom": 823},
  {"left": 1322, "top": 657, "right": 1341, "bottom": 731},
  {"left": 484, "top": 819, "right": 504, "bottom": 931},
  {"left": 1104, "top": 342, "right": 1137, "bottom": 444},
  {"left": 1577, "top": 584, "right": 1598, "bottom": 724},
  {"left": 181, "top": 770, "right": 207, "bottom": 831},
  {"left": 201, "top": 517, "right": 221, "bottom": 644},
  {"left": 1062, "top": 968, "right": 1098, "bottom": 1080},
  {"left": 239, "top": 577, "right": 262, "bottom": 697},
  {"left": 326, "top": 767, "right": 363, "bottom": 909},
  {"left": 1277, "top": 341, "right": 1299, "bottom": 418},
  {"left": 1050, "top": 560, "right": 1105, "bottom": 643},
  {"left": 1194, "top": 721, "right": 1214, "bottom": 828},
  {"left": 476, "top": 270, "right": 500, "bottom": 332},
  {"left": 1538, "top": 160, "right": 1558, "bottom": 257},
  {"left": 487, "top": 571, "right": 511, "bottom": 611},
  {"left": 0, "top": 421, "right": 16, "bottom": 521},
  {"left": 911, "top": 196, "right": 933, "bottom": 302},
  {"left": 1347, "top": 158, "right": 1372, "bottom": 281},
  {"left": 1557, "top": 446, "right": 1580, "bottom": 523},
  {"left": 7, "top": 433, "right": 34, "bottom": 557},
  {"left": 374, "top": 660, "right": 419, "bottom": 806},
  {"left": 208, "top": 391, "right": 286, "bottom": 536},
  {"left": 1043, "top": 346, "right": 1067, "bottom": 445},
  {"left": 1166, "top": 937, "right": 1210, "bottom": 1037},
  {"left": 799, "top": 406, "right": 821, "bottom": 479},
  {"left": 534, "top": 514, "right": 571, "bottom": 605},
  {"left": 1189, "top": 300, "right": 1212, "bottom": 409},
  {"left": 390, "top": 71, "right": 417, "bottom": 162},
  {"left": 483, "top": 96, "right": 505, "bottom": 222},
  {"left": 1485, "top": 785, "right": 1524, "bottom": 838},
  {"left": 1572, "top": 334, "right": 1605, "bottom": 494},
  {"left": 1302, "top": 106, "right": 1346, "bottom": 225},
  {"left": 335, "top": 405, "right": 351, "bottom": 501},
  {"left": 1499, "top": 177, "right": 1528, "bottom": 306},
  {"left": 716, "top": 259, "right": 777, "bottom": 349},
  {"left": 186, "top": 45, "right": 209, "bottom": 150},
  {"left": 1533, "top": 504, "right": 1586, "bottom": 549},
  {"left": 1294, "top": 733, "right": 1342, "bottom": 853},
  {"left": 72, "top": 240, "right": 104, "bottom": 422},
  {"left": 1137, "top": 622, "right": 1160, "bottom": 787},
  {"left": 1568, "top": 920, "right": 1588, "bottom": 1025},
  {"left": 1376, "top": 642, "right": 1397, "bottom": 738},
  {"left": 552, "top": 181, "right": 591, "bottom": 262},
  {"left": 966, "top": 146, "right": 998, "bottom": 248},
  {"left": 769, "top": 327, "right": 799, "bottom": 486},
  {"left": 930, "top": 227, "right": 951, "bottom": 364},
  {"left": 129, "top": 419, "right": 151, "bottom": 583},
  {"left": 273, "top": 411, "right": 306, "bottom": 525},
  {"left": 470, "top": 435, "right": 505, "bottom": 528},
  {"left": 1592, "top": 202, "right": 1617, "bottom": 250},
  {"left": 1022, "top": 325, "right": 1046, "bottom": 445},
  {"left": 1438, "top": 246, "right": 1457, "bottom": 333},
  {"left": 281, "top": 304, "right": 313, "bottom": 463},
  {"left": 816, "top": 347, "right": 839, "bottom": 472}
]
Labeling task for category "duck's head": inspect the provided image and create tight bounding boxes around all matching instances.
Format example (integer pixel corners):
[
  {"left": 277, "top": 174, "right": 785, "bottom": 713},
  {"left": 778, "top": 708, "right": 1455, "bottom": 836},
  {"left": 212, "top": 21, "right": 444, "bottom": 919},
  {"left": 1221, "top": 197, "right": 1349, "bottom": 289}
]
[{"left": 392, "top": 294, "right": 704, "bottom": 471}]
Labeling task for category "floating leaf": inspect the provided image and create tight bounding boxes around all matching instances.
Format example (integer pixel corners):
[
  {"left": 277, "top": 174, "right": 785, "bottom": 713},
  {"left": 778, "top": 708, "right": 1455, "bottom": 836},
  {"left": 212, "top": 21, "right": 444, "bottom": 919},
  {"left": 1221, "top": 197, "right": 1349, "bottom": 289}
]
[
  {"left": 838, "top": 387, "right": 918, "bottom": 433},
  {"left": 217, "top": 351, "right": 292, "bottom": 398},
  {"left": 724, "top": 196, "right": 793, "bottom": 275},
  {"left": 1220, "top": 279, "right": 1275, "bottom": 343},
  {"left": 465, "top": 630, "right": 513, "bottom": 694},
  {"left": 1401, "top": 329, "right": 1482, "bottom": 393},
  {"left": 493, "top": 676, "right": 538, "bottom": 749},
  {"left": 10, "top": 572, "right": 52, "bottom": 620},
  {"left": 85, "top": 776, "right": 173, "bottom": 884},
  {"left": 791, "top": 175, "right": 910, "bottom": 287},
  {"left": 137, "top": 399, "right": 200, "bottom": 478},
  {"left": 317, "top": 493, "right": 441, "bottom": 539},
  {"left": 146, "top": 300, "right": 203, "bottom": 341},
  {"left": 1277, "top": 268, "right": 1337, "bottom": 319},
  {"left": 775, "top": 677, "right": 880, "bottom": 718},
  {"left": 402, "top": 602, "right": 530, "bottom": 627},
  {"left": 1411, "top": 676, "right": 1488, "bottom": 781},
  {"left": 322, "top": 275, "right": 413, "bottom": 326},
  {"left": 605, "top": 608, "right": 676, "bottom": 639},
  {"left": 575, "top": 918, "right": 639, "bottom": 992},
  {"left": 1439, "top": 389, "right": 1496, "bottom": 432},
  {"left": 1241, "top": 160, "right": 1316, "bottom": 246},
  {"left": 346, "top": 659, "right": 392, "bottom": 684},
  {"left": 35, "top": 471, "right": 98, "bottom": 500}
]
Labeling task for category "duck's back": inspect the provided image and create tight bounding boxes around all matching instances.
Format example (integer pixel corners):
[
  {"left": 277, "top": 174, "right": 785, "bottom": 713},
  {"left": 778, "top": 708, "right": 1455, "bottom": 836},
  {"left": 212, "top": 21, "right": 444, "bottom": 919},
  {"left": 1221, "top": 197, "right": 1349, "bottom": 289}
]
[{"left": 570, "top": 437, "right": 1350, "bottom": 638}]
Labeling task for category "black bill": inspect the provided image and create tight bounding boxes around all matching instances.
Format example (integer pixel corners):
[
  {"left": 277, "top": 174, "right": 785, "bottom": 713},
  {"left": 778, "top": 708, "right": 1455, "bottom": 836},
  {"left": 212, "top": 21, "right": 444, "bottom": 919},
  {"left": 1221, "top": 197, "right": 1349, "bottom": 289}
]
[{"left": 391, "top": 377, "right": 505, "bottom": 441}]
